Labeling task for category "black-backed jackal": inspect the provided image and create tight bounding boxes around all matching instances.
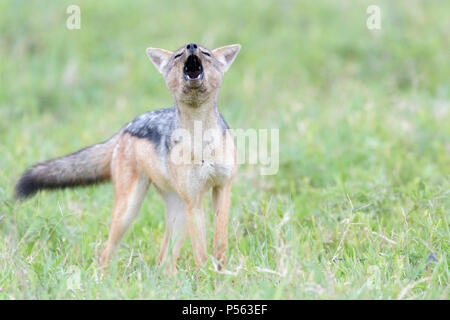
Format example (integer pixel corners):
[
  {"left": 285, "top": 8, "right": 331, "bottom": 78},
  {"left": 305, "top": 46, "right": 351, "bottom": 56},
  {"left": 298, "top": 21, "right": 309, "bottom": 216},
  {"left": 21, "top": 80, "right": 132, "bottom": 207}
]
[{"left": 15, "top": 43, "right": 241, "bottom": 275}]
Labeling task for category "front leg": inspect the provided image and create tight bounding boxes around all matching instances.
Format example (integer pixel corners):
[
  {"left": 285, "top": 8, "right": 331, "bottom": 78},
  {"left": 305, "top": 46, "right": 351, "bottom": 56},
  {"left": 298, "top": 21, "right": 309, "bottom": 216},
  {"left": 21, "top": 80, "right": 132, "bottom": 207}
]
[
  {"left": 156, "top": 192, "right": 187, "bottom": 275},
  {"left": 212, "top": 181, "right": 232, "bottom": 268},
  {"left": 185, "top": 195, "right": 208, "bottom": 269}
]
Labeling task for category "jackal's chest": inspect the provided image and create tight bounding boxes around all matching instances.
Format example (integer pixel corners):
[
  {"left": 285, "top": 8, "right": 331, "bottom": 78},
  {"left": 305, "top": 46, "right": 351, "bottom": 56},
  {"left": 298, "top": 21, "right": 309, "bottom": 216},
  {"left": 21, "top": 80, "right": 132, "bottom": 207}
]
[
  {"left": 193, "top": 157, "right": 234, "bottom": 186},
  {"left": 167, "top": 132, "right": 236, "bottom": 189}
]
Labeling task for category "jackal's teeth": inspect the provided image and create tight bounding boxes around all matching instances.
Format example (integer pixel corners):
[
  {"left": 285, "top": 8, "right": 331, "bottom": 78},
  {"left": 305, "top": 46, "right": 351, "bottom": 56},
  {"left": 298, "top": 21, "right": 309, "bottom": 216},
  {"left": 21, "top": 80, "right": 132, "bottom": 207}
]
[{"left": 183, "top": 54, "right": 204, "bottom": 81}]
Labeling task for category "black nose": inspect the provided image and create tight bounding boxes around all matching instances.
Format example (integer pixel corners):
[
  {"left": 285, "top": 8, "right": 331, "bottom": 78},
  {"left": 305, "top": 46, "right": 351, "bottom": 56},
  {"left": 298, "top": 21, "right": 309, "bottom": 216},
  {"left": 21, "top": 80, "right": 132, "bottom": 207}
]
[{"left": 186, "top": 43, "right": 198, "bottom": 53}]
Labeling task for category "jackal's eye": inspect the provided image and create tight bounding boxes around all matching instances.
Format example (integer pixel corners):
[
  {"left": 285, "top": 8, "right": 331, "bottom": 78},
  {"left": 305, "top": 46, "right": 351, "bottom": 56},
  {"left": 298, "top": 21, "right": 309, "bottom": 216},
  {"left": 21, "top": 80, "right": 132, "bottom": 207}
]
[
  {"left": 174, "top": 53, "right": 183, "bottom": 59},
  {"left": 201, "top": 51, "right": 211, "bottom": 57}
]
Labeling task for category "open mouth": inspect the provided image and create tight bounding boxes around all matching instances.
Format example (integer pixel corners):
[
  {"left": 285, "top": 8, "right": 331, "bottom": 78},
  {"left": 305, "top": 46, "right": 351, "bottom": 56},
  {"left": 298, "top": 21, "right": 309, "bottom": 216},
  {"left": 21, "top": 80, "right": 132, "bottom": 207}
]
[{"left": 183, "top": 55, "right": 203, "bottom": 81}]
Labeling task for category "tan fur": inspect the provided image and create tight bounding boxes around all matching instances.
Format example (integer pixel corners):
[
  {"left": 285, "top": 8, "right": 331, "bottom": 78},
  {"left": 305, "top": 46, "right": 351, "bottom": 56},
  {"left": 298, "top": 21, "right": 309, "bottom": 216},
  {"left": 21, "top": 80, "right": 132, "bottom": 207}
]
[{"left": 98, "top": 43, "right": 241, "bottom": 275}]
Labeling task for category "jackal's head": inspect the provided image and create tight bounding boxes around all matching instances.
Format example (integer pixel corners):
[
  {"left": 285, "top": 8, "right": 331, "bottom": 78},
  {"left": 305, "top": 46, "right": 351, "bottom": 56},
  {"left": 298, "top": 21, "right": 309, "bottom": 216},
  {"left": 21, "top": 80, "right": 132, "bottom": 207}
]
[{"left": 146, "top": 43, "right": 241, "bottom": 105}]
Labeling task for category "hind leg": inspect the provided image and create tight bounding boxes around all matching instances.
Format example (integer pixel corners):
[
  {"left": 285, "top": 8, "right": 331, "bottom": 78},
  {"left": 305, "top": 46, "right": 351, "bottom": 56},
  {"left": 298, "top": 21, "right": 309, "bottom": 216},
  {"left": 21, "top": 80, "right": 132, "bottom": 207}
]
[
  {"left": 99, "top": 163, "right": 149, "bottom": 273},
  {"left": 156, "top": 192, "right": 187, "bottom": 275}
]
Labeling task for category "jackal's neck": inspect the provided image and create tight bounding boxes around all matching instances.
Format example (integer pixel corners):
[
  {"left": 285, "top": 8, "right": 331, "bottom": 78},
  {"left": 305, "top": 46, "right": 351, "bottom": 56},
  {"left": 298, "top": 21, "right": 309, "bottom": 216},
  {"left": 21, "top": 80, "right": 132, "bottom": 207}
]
[{"left": 174, "top": 95, "right": 220, "bottom": 132}]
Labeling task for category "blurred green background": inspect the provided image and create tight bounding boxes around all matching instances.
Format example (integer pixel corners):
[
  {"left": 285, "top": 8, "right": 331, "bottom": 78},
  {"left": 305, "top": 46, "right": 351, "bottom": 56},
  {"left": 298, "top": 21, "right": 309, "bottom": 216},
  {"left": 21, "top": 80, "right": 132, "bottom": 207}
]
[{"left": 0, "top": 0, "right": 448, "bottom": 299}]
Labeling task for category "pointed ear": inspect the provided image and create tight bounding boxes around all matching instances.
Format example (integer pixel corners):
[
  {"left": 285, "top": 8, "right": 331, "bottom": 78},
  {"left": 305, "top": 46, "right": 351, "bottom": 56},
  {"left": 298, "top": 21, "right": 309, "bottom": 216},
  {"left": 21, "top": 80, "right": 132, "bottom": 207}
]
[
  {"left": 212, "top": 44, "right": 241, "bottom": 72},
  {"left": 146, "top": 47, "right": 173, "bottom": 74}
]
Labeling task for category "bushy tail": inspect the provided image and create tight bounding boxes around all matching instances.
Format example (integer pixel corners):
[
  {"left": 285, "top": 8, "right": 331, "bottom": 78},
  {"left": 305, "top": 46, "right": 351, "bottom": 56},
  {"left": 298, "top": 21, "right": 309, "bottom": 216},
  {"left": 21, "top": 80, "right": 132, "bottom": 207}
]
[{"left": 14, "top": 132, "right": 122, "bottom": 200}]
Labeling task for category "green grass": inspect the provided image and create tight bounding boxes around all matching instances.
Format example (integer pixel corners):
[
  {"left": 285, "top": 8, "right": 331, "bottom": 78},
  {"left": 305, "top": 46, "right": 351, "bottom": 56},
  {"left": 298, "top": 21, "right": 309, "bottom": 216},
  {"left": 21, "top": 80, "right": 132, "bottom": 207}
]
[{"left": 0, "top": 0, "right": 449, "bottom": 299}]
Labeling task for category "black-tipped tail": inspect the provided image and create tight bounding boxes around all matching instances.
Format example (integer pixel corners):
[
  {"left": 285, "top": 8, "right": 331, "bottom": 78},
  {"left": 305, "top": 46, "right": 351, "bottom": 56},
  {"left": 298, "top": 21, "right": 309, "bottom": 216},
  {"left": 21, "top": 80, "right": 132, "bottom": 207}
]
[
  {"left": 14, "top": 132, "right": 121, "bottom": 201},
  {"left": 14, "top": 170, "right": 41, "bottom": 200}
]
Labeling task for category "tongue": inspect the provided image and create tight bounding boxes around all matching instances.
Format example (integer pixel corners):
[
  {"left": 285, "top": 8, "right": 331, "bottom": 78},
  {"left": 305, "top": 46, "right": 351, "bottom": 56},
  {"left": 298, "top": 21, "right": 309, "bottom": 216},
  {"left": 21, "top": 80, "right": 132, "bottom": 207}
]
[{"left": 186, "top": 70, "right": 202, "bottom": 79}]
